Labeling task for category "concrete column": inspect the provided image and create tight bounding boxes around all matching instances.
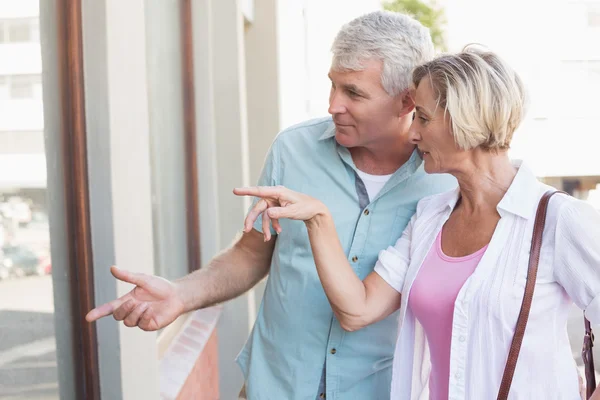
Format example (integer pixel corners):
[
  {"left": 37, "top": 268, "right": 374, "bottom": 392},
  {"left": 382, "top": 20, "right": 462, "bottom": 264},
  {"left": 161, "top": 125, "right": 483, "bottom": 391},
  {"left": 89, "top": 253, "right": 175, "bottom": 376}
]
[
  {"left": 245, "top": 0, "right": 281, "bottom": 184},
  {"left": 243, "top": 0, "right": 283, "bottom": 325},
  {"left": 39, "top": 0, "right": 79, "bottom": 398},
  {"left": 210, "top": 1, "right": 253, "bottom": 398},
  {"left": 82, "top": 0, "right": 160, "bottom": 399}
]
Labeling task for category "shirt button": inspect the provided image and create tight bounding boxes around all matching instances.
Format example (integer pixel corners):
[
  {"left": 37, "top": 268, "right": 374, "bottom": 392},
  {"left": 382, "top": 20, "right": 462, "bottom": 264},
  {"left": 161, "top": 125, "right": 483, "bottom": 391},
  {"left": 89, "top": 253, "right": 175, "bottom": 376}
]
[
  {"left": 455, "top": 372, "right": 462, "bottom": 379},
  {"left": 330, "top": 348, "right": 337, "bottom": 355},
  {"left": 351, "top": 256, "right": 358, "bottom": 263},
  {"left": 363, "top": 209, "right": 370, "bottom": 215},
  {"left": 459, "top": 335, "right": 466, "bottom": 342}
]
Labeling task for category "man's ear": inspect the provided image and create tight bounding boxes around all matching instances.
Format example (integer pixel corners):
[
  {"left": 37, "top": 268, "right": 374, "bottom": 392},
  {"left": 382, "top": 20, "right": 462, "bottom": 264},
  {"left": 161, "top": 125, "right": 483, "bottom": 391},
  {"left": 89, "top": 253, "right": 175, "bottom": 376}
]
[{"left": 397, "top": 89, "right": 415, "bottom": 118}]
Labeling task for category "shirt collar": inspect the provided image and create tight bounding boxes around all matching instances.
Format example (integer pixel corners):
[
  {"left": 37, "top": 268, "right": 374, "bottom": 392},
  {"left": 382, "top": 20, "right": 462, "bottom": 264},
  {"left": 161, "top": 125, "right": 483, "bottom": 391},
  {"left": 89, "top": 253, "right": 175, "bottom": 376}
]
[
  {"left": 496, "top": 160, "right": 542, "bottom": 219},
  {"left": 320, "top": 120, "right": 424, "bottom": 197},
  {"left": 318, "top": 121, "right": 336, "bottom": 141},
  {"left": 443, "top": 160, "right": 542, "bottom": 220},
  {"left": 319, "top": 120, "right": 423, "bottom": 173}
]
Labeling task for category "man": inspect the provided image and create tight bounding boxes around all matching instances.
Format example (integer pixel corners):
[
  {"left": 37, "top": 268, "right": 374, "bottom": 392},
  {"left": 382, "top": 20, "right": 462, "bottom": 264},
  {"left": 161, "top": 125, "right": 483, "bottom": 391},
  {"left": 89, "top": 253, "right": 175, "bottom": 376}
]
[{"left": 86, "top": 11, "right": 456, "bottom": 399}]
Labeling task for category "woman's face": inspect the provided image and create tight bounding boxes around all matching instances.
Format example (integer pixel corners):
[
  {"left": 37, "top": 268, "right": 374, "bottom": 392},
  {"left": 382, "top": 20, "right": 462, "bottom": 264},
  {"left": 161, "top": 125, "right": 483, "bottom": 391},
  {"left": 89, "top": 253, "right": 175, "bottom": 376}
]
[{"left": 408, "top": 77, "right": 467, "bottom": 174}]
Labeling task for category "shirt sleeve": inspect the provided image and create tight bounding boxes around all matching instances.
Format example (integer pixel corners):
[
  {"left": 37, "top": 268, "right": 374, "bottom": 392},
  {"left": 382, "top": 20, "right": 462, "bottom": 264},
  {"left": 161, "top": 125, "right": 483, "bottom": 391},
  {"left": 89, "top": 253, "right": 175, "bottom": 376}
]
[
  {"left": 374, "top": 213, "right": 415, "bottom": 293},
  {"left": 553, "top": 198, "right": 600, "bottom": 324},
  {"left": 248, "top": 139, "right": 280, "bottom": 235}
]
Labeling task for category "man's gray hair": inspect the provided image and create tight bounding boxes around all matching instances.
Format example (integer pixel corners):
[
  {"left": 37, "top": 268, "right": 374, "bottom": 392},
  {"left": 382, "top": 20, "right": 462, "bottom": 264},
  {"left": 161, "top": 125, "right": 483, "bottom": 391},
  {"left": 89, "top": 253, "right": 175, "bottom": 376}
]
[{"left": 331, "top": 10, "right": 435, "bottom": 97}]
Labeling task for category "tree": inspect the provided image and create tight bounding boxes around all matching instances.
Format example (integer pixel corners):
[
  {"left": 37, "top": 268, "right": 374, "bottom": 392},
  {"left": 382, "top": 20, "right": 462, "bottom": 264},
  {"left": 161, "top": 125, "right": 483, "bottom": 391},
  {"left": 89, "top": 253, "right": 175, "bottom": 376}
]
[{"left": 383, "top": 0, "right": 447, "bottom": 51}]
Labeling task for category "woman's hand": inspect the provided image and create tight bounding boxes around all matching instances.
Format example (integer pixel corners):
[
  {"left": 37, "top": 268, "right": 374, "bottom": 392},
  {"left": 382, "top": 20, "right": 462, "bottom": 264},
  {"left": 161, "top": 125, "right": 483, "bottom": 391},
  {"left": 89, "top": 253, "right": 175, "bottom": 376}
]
[{"left": 233, "top": 185, "right": 328, "bottom": 241}]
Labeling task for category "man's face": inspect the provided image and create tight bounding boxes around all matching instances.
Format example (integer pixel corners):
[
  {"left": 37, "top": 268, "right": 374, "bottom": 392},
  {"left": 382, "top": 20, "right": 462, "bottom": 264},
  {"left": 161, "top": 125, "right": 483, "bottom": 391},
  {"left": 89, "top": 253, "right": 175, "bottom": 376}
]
[{"left": 328, "top": 59, "right": 405, "bottom": 149}]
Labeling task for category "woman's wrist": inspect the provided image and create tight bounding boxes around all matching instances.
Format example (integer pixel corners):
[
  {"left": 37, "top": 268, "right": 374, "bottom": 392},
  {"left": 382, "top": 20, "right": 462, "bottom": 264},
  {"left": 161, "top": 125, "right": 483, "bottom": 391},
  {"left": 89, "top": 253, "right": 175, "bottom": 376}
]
[{"left": 304, "top": 203, "right": 332, "bottom": 230}]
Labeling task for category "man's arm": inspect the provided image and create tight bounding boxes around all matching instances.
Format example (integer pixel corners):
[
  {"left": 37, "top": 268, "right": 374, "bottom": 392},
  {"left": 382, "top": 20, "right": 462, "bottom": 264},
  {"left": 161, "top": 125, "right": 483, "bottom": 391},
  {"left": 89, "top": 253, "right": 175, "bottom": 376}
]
[
  {"left": 85, "top": 228, "right": 275, "bottom": 331},
  {"left": 176, "top": 228, "right": 275, "bottom": 312}
]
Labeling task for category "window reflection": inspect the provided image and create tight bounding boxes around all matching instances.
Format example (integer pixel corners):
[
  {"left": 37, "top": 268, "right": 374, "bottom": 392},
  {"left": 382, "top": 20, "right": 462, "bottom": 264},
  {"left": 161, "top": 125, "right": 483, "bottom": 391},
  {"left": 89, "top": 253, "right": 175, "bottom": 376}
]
[{"left": 0, "top": 2, "right": 57, "bottom": 399}]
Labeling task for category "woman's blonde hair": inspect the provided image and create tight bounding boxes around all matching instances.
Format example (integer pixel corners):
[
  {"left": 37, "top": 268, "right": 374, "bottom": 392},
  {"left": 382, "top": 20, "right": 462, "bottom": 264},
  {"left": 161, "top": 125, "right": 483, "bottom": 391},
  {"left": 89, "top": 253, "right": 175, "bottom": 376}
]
[{"left": 412, "top": 46, "right": 528, "bottom": 151}]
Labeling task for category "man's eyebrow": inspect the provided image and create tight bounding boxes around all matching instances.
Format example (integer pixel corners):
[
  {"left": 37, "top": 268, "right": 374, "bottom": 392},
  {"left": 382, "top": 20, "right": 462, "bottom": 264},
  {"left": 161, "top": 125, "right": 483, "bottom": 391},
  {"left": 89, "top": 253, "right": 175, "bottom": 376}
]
[
  {"left": 328, "top": 75, "right": 369, "bottom": 98},
  {"left": 343, "top": 83, "right": 368, "bottom": 97}
]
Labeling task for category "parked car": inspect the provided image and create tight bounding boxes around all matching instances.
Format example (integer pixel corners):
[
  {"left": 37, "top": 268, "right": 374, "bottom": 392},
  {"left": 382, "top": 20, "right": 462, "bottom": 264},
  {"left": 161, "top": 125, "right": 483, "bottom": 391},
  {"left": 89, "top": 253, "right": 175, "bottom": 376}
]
[
  {"left": 0, "top": 198, "right": 33, "bottom": 227},
  {"left": 40, "top": 256, "right": 52, "bottom": 275},
  {"left": 2, "top": 245, "right": 42, "bottom": 277},
  {"left": 12, "top": 202, "right": 32, "bottom": 226}
]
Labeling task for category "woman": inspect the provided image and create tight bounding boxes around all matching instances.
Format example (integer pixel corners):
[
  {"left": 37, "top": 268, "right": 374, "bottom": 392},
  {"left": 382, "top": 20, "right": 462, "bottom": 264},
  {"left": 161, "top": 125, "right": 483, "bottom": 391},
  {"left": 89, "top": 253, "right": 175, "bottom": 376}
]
[{"left": 234, "top": 49, "right": 600, "bottom": 399}]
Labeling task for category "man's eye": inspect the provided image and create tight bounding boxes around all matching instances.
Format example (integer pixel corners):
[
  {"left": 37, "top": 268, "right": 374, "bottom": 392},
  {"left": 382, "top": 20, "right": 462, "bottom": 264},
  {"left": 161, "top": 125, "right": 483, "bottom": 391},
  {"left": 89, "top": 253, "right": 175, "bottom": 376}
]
[{"left": 347, "top": 91, "right": 359, "bottom": 97}]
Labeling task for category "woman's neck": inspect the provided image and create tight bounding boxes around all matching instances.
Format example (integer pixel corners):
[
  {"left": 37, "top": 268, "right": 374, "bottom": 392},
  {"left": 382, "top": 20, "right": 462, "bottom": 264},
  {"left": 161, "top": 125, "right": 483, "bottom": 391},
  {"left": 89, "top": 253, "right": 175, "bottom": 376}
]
[{"left": 453, "top": 151, "right": 517, "bottom": 215}]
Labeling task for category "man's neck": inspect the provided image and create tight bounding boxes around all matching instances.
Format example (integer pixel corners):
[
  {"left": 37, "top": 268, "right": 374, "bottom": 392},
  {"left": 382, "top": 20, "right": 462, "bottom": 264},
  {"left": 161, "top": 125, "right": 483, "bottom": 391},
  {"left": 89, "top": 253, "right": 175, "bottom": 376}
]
[{"left": 349, "top": 140, "right": 416, "bottom": 175}]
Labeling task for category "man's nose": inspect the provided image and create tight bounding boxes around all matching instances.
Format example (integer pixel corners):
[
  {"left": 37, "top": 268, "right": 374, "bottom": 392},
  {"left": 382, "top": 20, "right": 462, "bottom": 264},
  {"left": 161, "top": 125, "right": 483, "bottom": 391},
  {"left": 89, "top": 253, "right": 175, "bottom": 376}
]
[{"left": 328, "top": 91, "right": 346, "bottom": 115}]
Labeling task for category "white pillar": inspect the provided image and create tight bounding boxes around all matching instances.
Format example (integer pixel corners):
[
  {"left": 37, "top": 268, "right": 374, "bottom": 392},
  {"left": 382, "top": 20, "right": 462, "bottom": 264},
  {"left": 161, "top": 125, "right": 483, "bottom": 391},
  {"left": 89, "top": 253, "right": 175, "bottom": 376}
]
[{"left": 83, "top": 1, "right": 160, "bottom": 399}]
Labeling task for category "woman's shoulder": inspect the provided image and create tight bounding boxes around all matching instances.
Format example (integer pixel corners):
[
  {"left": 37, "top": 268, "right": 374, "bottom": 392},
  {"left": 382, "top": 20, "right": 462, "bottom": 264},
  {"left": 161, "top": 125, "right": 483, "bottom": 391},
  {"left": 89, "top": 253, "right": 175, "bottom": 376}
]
[{"left": 552, "top": 193, "right": 600, "bottom": 228}]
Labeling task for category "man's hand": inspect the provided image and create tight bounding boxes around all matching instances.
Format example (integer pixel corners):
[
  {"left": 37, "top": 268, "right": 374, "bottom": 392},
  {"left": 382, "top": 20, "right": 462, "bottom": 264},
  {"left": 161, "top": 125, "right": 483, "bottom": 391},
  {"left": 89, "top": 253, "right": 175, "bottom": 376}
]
[{"left": 85, "top": 266, "right": 185, "bottom": 331}]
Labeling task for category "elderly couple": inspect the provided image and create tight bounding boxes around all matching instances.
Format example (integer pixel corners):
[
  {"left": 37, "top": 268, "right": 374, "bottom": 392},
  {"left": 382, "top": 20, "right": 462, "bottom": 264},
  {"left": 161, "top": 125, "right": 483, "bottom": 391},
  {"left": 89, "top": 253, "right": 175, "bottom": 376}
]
[{"left": 86, "top": 10, "right": 600, "bottom": 400}]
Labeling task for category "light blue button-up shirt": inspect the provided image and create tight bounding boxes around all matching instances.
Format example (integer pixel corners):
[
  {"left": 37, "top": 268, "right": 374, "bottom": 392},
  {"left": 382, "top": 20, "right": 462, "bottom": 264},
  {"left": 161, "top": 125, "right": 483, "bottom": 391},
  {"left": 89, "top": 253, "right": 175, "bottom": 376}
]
[{"left": 236, "top": 117, "right": 457, "bottom": 400}]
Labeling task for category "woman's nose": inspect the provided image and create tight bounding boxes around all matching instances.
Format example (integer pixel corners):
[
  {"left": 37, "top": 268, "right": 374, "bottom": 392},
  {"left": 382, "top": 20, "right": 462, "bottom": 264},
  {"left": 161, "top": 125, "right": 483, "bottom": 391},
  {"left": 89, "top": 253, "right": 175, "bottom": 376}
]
[{"left": 408, "top": 121, "right": 421, "bottom": 144}]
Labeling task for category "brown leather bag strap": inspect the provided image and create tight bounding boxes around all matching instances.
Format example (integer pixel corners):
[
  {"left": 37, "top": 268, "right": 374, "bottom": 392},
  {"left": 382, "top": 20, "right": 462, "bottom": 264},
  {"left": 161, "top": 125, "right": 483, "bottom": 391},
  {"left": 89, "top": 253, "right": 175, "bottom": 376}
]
[
  {"left": 497, "top": 190, "right": 566, "bottom": 400},
  {"left": 583, "top": 316, "right": 597, "bottom": 399}
]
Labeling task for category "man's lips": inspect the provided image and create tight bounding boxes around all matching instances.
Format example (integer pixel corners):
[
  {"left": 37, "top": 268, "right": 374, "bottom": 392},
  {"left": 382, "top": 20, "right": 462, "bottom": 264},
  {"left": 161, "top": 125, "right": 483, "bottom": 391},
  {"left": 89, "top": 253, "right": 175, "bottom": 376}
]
[{"left": 333, "top": 121, "right": 353, "bottom": 127}]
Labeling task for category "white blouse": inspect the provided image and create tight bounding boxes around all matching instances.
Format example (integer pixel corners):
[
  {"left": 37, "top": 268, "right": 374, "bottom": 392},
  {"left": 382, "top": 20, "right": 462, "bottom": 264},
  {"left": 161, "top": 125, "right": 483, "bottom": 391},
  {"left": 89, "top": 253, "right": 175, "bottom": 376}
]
[{"left": 374, "top": 161, "right": 600, "bottom": 400}]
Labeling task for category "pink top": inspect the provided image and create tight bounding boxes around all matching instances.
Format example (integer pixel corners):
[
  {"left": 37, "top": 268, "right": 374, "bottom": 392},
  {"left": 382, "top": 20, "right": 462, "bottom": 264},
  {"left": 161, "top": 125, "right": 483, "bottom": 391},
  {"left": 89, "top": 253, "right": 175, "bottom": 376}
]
[{"left": 408, "top": 231, "right": 488, "bottom": 400}]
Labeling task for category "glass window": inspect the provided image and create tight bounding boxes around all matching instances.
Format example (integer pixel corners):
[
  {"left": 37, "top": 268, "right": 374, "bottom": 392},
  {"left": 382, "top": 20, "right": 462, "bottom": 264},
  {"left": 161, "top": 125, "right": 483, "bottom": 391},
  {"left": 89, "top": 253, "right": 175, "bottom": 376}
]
[
  {"left": 0, "top": 131, "right": 46, "bottom": 154},
  {"left": 588, "top": 4, "right": 600, "bottom": 27},
  {"left": 590, "top": 60, "right": 600, "bottom": 76},
  {"left": 0, "top": 76, "right": 8, "bottom": 100},
  {"left": 0, "top": 12, "right": 58, "bottom": 400},
  {"left": 10, "top": 75, "right": 41, "bottom": 99},
  {"left": 8, "top": 19, "right": 33, "bottom": 43},
  {"left": 30, "top": 19, "right": 39, "bottom": 42}
]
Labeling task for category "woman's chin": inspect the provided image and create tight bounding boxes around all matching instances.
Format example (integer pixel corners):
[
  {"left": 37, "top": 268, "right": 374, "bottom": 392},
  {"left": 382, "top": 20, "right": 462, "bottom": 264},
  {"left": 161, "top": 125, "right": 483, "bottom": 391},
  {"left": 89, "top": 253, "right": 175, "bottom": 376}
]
[{"left": 423, "top": 162, "right": 440, "bottom": 174}]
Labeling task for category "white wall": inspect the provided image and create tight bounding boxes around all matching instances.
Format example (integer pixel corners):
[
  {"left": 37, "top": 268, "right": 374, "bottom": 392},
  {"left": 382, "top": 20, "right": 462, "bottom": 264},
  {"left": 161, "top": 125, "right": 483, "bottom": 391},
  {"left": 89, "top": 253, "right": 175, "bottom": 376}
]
[
  {"left": 0, "top": 0, "right": 43, "bottom": 144},
  {"left": 105, "top": 1, "right": 160, "bottom": 398},
  {"left": 444, "top": 0, "right": 600, "bottom": 177},
  {"left": 0, "top": 100, "right": 43, "bottom": 131},
  {"left": 276, "top": 0, "right": 382, "bottom": 129},
  {"left": 304, "top": 0, "right": 382, "bottom": 119},
  {"left": 0, "top": 45, "right": 42, "bottom": 75},
  {"left": 0, "top": 0, "right": 38, "bottom": 18}
]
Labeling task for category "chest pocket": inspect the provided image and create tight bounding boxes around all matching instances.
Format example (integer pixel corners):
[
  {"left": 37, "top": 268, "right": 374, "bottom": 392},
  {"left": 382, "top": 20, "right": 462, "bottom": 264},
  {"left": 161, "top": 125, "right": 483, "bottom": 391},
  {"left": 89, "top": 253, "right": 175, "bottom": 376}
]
[
  {"left": 387, "top": 206, "right": 416, "bottom": 245},
  {"left": 278, "top": 183, "right": 352, "bottom": 265}
]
